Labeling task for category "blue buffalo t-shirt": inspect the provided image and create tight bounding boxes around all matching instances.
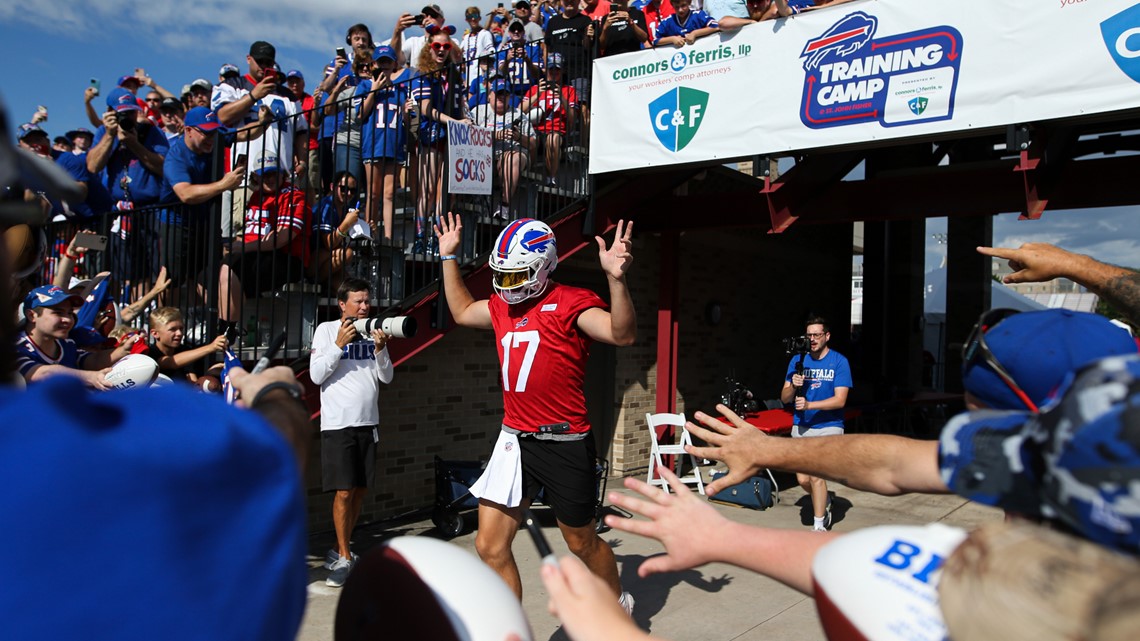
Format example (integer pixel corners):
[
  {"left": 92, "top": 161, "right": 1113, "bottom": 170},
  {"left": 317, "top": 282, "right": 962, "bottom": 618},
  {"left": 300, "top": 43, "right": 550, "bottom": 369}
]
[{"left": 785, "top": 348, "right": 852, "bottom": 429}]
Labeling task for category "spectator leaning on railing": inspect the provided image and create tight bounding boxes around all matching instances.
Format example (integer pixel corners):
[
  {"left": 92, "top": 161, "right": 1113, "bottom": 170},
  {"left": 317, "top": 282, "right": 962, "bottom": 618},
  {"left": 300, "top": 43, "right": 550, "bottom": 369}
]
[
  {"left": 654, "top": 0, "right": 719, "bottom": 46},
  {"left": 160, "top": 107, "right": 243, "bottom": 293},
  {"left": 633, "top": 0, "right": 675, "bottom": 43}
]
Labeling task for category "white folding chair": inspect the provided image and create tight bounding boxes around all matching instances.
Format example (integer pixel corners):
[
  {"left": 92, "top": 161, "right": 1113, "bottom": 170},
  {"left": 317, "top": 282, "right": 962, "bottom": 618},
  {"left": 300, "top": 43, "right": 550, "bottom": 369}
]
[{"left": 645, "top": 412, "right": 705, "bottom": 495}]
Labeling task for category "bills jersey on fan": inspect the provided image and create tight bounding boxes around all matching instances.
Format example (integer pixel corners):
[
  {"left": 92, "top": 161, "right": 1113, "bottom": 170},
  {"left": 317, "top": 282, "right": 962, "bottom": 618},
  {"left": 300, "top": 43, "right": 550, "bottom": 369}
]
[
  {"left": 488, "top": 283, "right": 607, "bottom": 434},
  {"left": 15, "top": 331, "right": 90, "bottom": 379}
]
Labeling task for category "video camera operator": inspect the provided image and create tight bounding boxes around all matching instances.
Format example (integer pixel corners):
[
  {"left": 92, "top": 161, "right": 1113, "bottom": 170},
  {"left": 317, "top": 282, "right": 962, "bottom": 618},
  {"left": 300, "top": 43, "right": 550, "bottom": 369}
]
[
  {"left": 309, "top": 277, "right": 394, "bottom": 587},
  {"left": 779, "top": 314, "right": 851, "bottom": 532}
]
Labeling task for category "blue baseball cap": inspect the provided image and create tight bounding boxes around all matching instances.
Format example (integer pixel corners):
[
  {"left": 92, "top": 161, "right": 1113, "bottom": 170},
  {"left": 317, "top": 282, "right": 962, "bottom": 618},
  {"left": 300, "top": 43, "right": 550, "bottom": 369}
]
[
  {"left": 117, "top": 74, "right": 141, "bottom": 87},
  {"left": 107, "top": 88, "right": 143, "bottom": 113},
  {"left": 962, "top": 309, "right": 1137, "bottom": 410},
  {"left": 24, "top": 285, "right": 82, "bottom": 310},
  {"left": 374, "top": 45, "right": 397, "bottom": 61},
  {"left": 940, "top": 353, "right": 1140, "bottom": 554},
  {"left": 219, "top": 63, "right": 241, "bottom": 78},
  {"left": 425, "top": 23, "right": 457, "bottom": 36},
  {"left": 490, "top": 78, "right": 511, "bottom": 94},
  {"left": 182, "top": 107, "right": 228, "bottom": 133},
  {"left": 285, "top": 69, "right": 304, "bottom": 80}
]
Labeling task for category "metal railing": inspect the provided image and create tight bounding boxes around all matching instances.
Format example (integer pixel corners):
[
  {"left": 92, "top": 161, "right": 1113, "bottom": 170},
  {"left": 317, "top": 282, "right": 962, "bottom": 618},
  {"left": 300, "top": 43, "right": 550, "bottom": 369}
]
[{"left": 40, "top": 37, "right": 596, "bottom": 362}]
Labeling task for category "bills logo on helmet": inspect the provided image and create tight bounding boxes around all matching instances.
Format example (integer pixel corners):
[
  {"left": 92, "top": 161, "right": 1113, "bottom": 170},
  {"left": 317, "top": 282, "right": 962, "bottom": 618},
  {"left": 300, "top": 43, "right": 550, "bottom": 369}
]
[
  {"left": 799, "top": 11, "right": 963, "bottom": 130},
  {"left": 521, "top": 229, "right": 554, "bottom": 254}
]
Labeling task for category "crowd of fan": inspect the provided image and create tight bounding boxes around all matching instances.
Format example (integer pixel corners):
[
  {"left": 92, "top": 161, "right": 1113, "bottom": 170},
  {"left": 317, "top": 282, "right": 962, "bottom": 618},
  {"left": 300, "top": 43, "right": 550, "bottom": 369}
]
[{"left": 7, "top": 0, "right": 859, "bottom": 389}]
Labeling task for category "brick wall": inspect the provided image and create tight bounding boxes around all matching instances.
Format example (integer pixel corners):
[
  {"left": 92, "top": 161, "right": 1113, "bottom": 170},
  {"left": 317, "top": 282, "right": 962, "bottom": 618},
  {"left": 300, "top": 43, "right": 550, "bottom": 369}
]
[{"left": 301, "top": 221, "right": 854, "bottom": 532}]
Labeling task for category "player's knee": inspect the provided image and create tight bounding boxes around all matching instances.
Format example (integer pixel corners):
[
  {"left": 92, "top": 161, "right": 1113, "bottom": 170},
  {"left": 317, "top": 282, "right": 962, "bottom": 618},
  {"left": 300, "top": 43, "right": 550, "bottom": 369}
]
[
  {"left": 474, "top": 531, "right": 512, "bottom": 564},
  {"left": 561, "top": 523, "right": 600, "bottom": 558}
]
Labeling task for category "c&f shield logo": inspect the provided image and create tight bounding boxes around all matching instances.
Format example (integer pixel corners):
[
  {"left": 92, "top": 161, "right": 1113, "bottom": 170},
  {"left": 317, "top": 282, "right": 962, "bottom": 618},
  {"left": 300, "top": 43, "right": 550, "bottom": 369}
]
[
  {"left": 1101, "top": 3, "right": 1140, "bottom": 84},
  {"left": 799, "top": 11, "right": 963, "bottom": 129},
  {"left": 648, "top": 87, "right": 709, "bottom": 152}
]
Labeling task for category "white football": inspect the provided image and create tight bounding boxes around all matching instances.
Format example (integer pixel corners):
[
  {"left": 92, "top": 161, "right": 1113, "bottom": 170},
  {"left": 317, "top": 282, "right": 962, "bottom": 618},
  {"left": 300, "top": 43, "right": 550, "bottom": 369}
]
[
  {"left": 336, "top": 537, "right": 533, "bottom": 641},
  {"left": 103, "top": 353, "right": 159, "bottom": 391},
  {"left": 812, "top": 523, "right": 967, "bottom": 641}
]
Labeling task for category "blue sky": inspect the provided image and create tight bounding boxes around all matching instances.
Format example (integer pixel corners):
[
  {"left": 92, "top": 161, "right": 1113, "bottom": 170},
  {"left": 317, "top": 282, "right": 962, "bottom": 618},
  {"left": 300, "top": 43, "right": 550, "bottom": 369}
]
[
  {"left": 0, "top": 1, "right": 477, "bottom": 134},
  {"left": 3, "top": 1, "right": 1137, "bottom": 270}
]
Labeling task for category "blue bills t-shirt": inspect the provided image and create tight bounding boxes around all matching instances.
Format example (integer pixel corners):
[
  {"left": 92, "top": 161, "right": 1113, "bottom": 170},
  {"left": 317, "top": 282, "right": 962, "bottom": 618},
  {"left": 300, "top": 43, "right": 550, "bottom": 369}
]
[{"left": 785, "top": 348, "right": 852, "bottom": 429}]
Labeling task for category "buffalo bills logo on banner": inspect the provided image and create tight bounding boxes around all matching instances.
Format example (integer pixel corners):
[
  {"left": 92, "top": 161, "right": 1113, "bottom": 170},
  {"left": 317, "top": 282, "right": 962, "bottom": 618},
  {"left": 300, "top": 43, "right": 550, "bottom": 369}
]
[{"left": 799, "top": 11, "right": 963, "bottom": 130}]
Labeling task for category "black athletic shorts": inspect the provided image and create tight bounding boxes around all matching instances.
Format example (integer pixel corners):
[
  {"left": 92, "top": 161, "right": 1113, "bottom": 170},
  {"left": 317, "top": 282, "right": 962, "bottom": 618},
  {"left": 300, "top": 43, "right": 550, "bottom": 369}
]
[
  {"left": 519, "top": 432, "right": 597, "bottom": 528},
  {"left": 321, "top": 426, "right": 377, "bottom": 491}
]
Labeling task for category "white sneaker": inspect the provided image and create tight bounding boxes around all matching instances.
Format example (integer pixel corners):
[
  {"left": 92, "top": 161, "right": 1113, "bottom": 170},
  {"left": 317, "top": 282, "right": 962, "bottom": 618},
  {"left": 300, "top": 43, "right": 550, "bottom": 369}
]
[
  {"left": 813, "top": 525, "right": 828, "bottom": 533},
  {"left": 326, "top": 555, "right": 355, "bottom": 587},
  {"left": 619, "top": 591, "right": 635, "bottom": 616}
]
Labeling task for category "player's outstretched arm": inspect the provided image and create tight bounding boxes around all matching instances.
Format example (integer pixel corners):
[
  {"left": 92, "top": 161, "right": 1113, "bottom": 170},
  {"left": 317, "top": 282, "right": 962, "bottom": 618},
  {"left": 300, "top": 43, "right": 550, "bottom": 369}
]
[
  {"left": 978, "top": 243, "right": 1140, "bottom": 327},
  {"left": 579, "top": 220, "right": 636, "bottom": 346},
  {"left": 435, "top": 212, "right": 491, "bottom": 329},
  {"left": 605, "top": 468, "right": 833, "bottom": 595}
]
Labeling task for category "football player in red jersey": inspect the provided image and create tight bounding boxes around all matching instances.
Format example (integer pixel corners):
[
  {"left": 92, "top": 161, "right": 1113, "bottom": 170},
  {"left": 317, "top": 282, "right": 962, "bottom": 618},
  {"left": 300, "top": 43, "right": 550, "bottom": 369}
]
[{"left": 435, "top": 213, "right": 637, "bottom": 613}]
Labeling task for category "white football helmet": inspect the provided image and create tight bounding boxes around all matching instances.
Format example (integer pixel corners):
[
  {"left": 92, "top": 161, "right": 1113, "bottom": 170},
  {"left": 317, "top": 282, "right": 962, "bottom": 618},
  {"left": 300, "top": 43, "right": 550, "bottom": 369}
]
[{"left": 489, "top": 218, "right": 558, "bottom": 305}]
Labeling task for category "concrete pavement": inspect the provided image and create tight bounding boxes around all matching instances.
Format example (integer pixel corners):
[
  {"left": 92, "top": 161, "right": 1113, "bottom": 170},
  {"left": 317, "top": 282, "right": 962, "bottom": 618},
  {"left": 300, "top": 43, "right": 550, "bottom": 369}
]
[{"left": 297, "top": 476, "right": 1000, "bottom": 641}]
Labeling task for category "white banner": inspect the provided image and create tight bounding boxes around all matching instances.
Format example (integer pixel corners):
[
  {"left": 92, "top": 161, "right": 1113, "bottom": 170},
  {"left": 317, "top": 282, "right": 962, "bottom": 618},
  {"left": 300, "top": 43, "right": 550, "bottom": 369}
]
[
  {"left": 447, "top": 121, "right": 494, "bottom": 195},
  {"left": 589, "top": 0, "right": 1140, "bottom": 174}
]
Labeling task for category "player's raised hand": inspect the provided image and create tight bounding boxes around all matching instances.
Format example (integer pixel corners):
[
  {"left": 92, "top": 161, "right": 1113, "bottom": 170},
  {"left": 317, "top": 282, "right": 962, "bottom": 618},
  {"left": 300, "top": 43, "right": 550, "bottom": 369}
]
[
  {"left": 596, "top": 219, "right": 633, "bottom": 280},
  {"left": 434, "top": 211, "right": 463, "bottom": 258}
]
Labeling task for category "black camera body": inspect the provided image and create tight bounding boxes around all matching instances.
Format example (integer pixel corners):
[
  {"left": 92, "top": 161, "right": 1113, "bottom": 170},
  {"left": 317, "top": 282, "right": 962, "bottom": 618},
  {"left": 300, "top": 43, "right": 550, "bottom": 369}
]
[
  {"left": 720, "top": 377, "right": 759, "bottom": 416},
  {"left": 783, "top": 335, "right": 810, "bottom": 355},
  {"left": 412, "top": 13, "right": 425, "bottom": 26},
  {"left": 115, "top": 111, "right": 136, "bottom": 132}
]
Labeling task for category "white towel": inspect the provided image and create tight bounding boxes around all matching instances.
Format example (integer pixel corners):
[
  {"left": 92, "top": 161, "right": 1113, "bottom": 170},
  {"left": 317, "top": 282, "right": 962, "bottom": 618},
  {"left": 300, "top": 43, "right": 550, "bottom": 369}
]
[{"left": 470, "top": 431, "right": 523, "bottom": 507}]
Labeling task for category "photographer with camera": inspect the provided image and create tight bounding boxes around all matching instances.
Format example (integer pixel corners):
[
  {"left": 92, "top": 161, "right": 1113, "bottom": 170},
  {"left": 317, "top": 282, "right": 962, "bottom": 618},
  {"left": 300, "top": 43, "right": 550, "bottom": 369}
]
[
  {"left": 779, "top": 315, "right": 851, "bottom": 532},
  {"left": 496, "top": 19, "right": 545, "bottom": 105},
  {"left": 599, "top": 0, "right": 649, "bottom": 57},
  {"left": 309, "top": 278, "right": 394, "bottom": 588}
]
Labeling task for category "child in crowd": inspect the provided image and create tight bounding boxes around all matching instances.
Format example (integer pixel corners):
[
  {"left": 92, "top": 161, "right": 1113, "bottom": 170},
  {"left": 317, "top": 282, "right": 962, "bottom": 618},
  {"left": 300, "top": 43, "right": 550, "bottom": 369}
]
[{"left": 146, "top": 307, "right": 227, "bottom": 384}]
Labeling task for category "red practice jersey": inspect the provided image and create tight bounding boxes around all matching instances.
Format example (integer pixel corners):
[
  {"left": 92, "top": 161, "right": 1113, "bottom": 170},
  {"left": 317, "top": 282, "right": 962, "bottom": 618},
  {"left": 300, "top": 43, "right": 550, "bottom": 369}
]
[{"left": 488, "top": 282, "right": 607, "bottom": 434}]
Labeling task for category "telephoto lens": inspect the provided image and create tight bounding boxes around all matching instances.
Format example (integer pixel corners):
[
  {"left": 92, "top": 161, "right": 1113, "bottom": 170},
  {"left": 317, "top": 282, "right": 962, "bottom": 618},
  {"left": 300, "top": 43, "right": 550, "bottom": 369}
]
[{"left": 352, "top": 316, "right": 418, "bottom": 339}]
